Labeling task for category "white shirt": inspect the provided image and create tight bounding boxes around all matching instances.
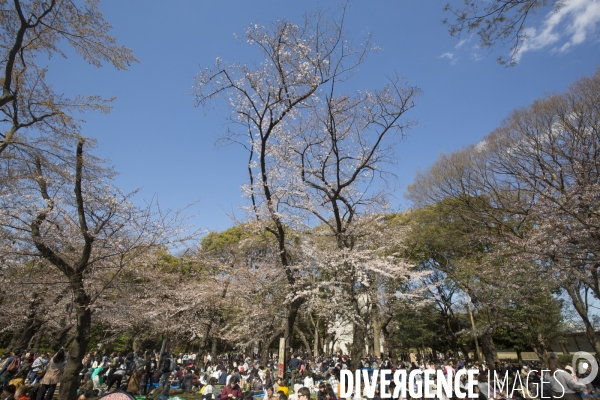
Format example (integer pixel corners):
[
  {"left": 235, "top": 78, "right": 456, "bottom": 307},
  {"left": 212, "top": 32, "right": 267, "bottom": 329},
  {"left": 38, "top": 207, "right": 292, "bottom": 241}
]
[
  {"left": 204, "top": 385, "right": 216, "bottom": 400},
  {"left": 303, "top": 376, "right": 314, "bottom": 390}
]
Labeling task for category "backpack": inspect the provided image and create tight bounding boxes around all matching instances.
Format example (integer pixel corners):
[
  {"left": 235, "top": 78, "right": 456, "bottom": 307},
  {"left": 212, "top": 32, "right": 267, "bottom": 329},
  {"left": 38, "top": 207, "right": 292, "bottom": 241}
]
[
  {"left": 162, "top": 358, "right": 176, "bottom": 373},
  {"left": 145, "top": 360, "right": 154, "bottom": 373},
  {"left": 162, "top": 359, "right": 171, "bottom": 373},
  {"left": 110, "top": 357, "right": 120, "bottom": 369},
  {"left": 6, "top": 357, "right": 20, "bottom": 373},
  {"left": 125, "top": 360, "right": 134, "bottom": 375}
]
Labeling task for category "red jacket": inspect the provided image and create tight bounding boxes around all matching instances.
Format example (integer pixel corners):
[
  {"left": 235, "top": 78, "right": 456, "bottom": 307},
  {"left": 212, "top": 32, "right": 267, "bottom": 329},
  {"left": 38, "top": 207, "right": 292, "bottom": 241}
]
[{"left": 220, "top": 384, "right": 242, "bottom": 400}]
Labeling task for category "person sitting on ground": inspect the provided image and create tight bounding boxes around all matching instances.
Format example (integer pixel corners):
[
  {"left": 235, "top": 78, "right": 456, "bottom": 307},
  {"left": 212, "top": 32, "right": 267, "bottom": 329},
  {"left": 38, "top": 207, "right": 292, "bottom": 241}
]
[
  {"left": 275, "top": 378, "right": 289, "bottom": 396},
  {"left": 173, "top": 367, "right": 184, "bottom": 388},
  {"left": 191, "top": 369, "right": 200, "bottom": 392},
  {"left": 14, "top": 386, "right": 30, "bottom": 400},
  {"left": 297, "top": 387, "right": 310, "bottom": 400},
  {"left": 182, "top": 368, "right": 193, "bottom": 393},
  {"left": 317, "top": 382, "right": 326, "bottom": 400},
  {"left": 324, "top": 387, "right": 337, "bottom": 400},
  {"left": 1, "top": 385, "right": 16, "bottom": 400},
  {"left": 220, "top": 376, "right": 242, "bottom": 400},
  {"left": 277, "top": 391, "right": 288, "bottom": 400},
  {"left": 253, "top": 376, "right": 263, "bottom": 392},
  {"left": 79, "top": 374, "right": 94, "bottom": 398},
  {"left": 202, "top": 377, "right": 218, "bottom": 400},
  {"left": 303, "top": 374, "right": 313, "bottom": 392},
  {"left": 264, "top": 386, "right": 277, "bottom": 400}
]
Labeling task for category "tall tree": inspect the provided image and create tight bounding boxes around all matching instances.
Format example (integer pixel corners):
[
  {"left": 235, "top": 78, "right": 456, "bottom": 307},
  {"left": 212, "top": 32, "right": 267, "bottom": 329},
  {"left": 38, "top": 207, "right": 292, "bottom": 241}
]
[
  {"left": 407, "top": 68, "right": 600, "bottom": 354},
  {"left": 0, "top": 142, "right": 190, "bottom": 400},
  {"left": 0, "top": 0, "right": 136, "bottom": 156},
  {"left": 194, "top": 4, "right": 375, "bottom": 367}
]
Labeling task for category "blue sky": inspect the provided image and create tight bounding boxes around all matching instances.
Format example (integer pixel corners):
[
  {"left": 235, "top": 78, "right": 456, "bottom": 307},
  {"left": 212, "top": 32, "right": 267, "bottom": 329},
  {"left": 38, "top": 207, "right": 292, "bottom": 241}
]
[{"left": 44, "top": 0, "right": 600, "bottom": 233}]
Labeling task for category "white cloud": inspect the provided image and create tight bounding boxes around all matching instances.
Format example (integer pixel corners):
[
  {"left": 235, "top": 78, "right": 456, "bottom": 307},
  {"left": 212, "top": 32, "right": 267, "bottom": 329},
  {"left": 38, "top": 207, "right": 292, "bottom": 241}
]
[
  {"left": 471, "top": 44, "right": 484, "bottom": 61},
  {"left": 439, "top": 52, "right": 458, "bottom": 64},
  {"left": 455, "top": 34, "right": 474, "bottom": 49},
  {"left": 515, "top": 0, "right": 600, "bottom": 61},
  {"left": 472, "top": 52, "right": 484, "bottom": 61}
]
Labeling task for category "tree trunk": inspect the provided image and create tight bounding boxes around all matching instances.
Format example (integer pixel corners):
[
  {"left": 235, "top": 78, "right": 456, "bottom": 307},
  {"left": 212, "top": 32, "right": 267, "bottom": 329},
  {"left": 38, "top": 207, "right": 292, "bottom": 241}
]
[
  {"left": 381, "top": 319, "right": 393, "bottom": 358},
  {"left": 313, "top": 319, "right": 319, "bottom": 357},
  {"left": 133, "top": 333, "right": 144, "bottom": 354},
  {"left": 6, "top": 294, "right": 43, "bottom": 353},
  {"left": 480, "top": 329, "right": 498, "bottom": 371},
  {"left": 211, "top": 336, "right": 217, "bottom": 357},
  {"left": 373, "top": 318, "right": 382, "bottom": 358},
  {"left": 260, "top": 341, "right": 270, "bottom": 368},
  {"left": 459, "top": 344, "right": 471, "bottom": 362},
  {"left": 59, "top": 279, "right": 92, "bottom": 400},
  {"left": 350, "top": 321, "right": 367, "bottom": 370},
  {"left": 565, "top": 285, "right": 600, "bottom": 354},
  {"left": 294, "top": 326, "right": 313, "bottom": 357},
  {"left": 32, "top": 331, "right": 43, "bottom": 351},
  {"left": 260, "top": 329, "right": 284, "bottom": 367},
  {"left": 559, "top": 342, "right": 570, "bottom": 355},
  {"left": 516, "top": 349, "right": 523, "bottom": 363},
  {"left": 120, "top": 333, "right": 134, "bottom": 354},
  {"left": 451, "top": 341, "right": 460, "bottom": 361},
  {"left": 202, "top": 322, "right": 212, "bottom": 353},
  {"left": 283, "top": 297, "right": 304, "bottom": 378},
  {"left": 537, "top": 333, "right": 551, "bottom": 364},
  {"left": 49, "top": 324, "right": 73, "bottom": 350}
]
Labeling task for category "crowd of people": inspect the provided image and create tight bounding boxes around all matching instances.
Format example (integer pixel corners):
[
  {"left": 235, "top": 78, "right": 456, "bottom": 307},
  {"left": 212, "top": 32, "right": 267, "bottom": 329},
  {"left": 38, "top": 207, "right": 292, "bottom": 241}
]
[
  {"left": 0, "top": 349, "right": 67, "bottom": 400},
  {"left": 0, "top": 348, "right": 598, "bottom": 400}
]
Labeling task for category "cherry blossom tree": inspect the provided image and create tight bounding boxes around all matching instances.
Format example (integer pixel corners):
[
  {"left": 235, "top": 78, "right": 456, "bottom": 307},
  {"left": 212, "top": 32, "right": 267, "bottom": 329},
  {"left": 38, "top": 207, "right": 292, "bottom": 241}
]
[
  {"left": 194, "top": 4, "right": 376, "bottom": 366},
  {"left": 194, "top": 4, "right": 425, "bottom": 367},
  {"left": 0, "top": 260, "right": 72, "bottom": 352},
  {"left": 0, "top": 141, "right": 193, "bottom": 400},
  {"left": 298, "top": 215, "right": 427, "bottom": 368}
]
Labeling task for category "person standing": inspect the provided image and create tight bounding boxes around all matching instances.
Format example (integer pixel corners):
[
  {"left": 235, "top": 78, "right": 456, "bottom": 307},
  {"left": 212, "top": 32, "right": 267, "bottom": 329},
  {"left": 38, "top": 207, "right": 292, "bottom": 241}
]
[
  {"left": 158, "top": 353, "right": 174, "bottom": 390},
  {"left": 36, "top": 350, "right": 66, "bottom": 400},
  {"left": 29, "top": 354, "right": 48, "bottom": 386},
  {"left": 105, "top": 353, "right": 121, "bottom": 388},
  {"left": 140, "top": 352, "right": 155, "bottom": 396},
  {"left": 126, "top": 352, "right": 146, "bottom": 394},
  {"left": 288, "top": 354, "right": 300, "bottom": 385}
]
